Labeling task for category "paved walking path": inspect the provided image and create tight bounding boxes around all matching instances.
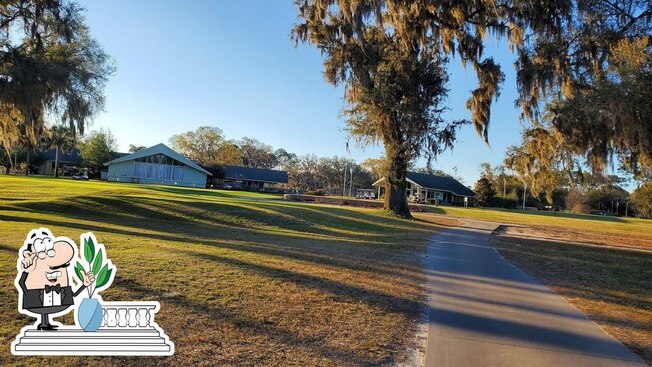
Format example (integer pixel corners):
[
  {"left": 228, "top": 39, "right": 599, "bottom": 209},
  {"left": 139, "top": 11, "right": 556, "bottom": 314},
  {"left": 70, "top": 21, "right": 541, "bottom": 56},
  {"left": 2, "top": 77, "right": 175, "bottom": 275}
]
[{"left": 424, "top": 219, "right": 645, "bottom": 366}]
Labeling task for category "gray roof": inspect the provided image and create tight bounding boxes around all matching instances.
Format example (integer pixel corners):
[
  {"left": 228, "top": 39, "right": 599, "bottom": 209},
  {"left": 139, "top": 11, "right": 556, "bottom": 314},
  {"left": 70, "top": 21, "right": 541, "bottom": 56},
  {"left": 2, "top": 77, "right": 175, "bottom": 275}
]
[
  {"left": 105, "top": 143, "right": 212, "bottom": 176},
  {"left": 42, "top": 148, "right": 80, "bottom": 163},
  {"left": 406, "top": 172, "right": 475, "bottom": 197},
  {"left": 373, "top": 171, "right": 475, "bottom": 197},
  {"left": 223, "top": 165, "right": 288, "bottom": 184}
]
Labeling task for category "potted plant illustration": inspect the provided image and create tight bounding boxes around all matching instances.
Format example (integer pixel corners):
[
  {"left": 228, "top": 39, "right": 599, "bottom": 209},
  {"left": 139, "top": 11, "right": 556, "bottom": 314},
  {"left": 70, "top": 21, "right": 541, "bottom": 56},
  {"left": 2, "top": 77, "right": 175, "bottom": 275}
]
[{"left": 74, "top": 234, "right": 115, "bottom": 332}]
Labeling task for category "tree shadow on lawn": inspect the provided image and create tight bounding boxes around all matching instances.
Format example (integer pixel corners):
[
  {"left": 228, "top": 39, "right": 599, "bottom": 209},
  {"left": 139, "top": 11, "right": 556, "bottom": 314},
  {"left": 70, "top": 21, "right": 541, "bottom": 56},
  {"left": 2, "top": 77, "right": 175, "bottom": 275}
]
[
  {"left": 1, "top": 276, "right": 380, "bottom": 366},
  {"left": 144, "top": 185, "right": 282, "bottom": 199},
  {"left": 3, "top": 194, "right": 436, "bottom": 244},
  {"left": 424, "top": 206, "right": 629, "bottom": 223},
  {"left": 0, "top": 213, "right": 428, "bottom": 289},
  {"left": 2, "top": 224, "right": 648, "bottom": 365},
  {"left": 492, "top": 235, "right": 652, "bottom": 310},
  {"left": 4, "top": 247, "right": 638, "bottom": 365}
]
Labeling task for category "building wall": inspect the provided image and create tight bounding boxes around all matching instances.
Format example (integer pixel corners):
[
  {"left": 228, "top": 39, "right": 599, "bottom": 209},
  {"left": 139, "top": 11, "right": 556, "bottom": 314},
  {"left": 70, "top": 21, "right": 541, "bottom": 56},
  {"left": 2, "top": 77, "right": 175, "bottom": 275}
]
[
  {"left": 106, "top": 161, "right": 134, "bottom": 182},
  {"left": 107, "top": 160, "right": 208, "bottom": 188}
]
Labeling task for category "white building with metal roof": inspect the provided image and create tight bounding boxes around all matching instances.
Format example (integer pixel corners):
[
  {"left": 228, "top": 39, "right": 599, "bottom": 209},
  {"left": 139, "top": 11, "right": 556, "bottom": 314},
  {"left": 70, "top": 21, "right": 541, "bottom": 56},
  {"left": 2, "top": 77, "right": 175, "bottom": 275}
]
[{"left": 105, "top": 143, "right": 211, "bottom": 188}]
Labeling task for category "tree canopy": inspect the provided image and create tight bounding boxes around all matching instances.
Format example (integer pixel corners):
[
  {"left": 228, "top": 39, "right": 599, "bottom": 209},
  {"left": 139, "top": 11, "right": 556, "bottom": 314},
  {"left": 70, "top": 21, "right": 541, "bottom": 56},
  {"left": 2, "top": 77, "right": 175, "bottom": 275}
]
[
  {"left": 515, "top": 1, "right": 651, "bottom": 178},
  {"left": 79, "top": 129, "right": 116, "bottom": 177},
  {"left": 0, "top": 0, "right": 114, "bottom": 145},
  {"left": 292, "top": 0, "right": 570, "bottom": 216},
  {"left": 170, "top": 126, "right": 226, "bottom": 166}
]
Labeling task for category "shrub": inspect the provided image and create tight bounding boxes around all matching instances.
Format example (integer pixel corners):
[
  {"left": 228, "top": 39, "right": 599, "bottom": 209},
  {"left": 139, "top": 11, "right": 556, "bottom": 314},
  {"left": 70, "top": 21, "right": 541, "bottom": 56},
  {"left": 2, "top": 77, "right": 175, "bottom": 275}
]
[
  {"left": 474, "top": 176, "right": 496, "bottom": 207},
  {"left": 491, "top": 196, "right": 519, "bottom": 209}
]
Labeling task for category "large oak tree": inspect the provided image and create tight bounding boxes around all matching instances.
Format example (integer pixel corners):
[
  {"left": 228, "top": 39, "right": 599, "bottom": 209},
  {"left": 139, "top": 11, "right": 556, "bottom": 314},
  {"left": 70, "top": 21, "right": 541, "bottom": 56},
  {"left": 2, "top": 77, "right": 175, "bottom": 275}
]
[
  {"left": 292, "top": 0, "right": 568, "bottom": 216},
  {"left": 0, "top": 0, "right": 114, "bottom": 162}
]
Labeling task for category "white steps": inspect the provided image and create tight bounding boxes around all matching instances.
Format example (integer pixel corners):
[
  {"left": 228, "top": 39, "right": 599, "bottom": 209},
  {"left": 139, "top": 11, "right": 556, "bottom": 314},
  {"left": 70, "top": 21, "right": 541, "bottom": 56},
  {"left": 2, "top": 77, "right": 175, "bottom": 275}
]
[{"left": 13, "top": 327, "right": 174, "bottom": 355}]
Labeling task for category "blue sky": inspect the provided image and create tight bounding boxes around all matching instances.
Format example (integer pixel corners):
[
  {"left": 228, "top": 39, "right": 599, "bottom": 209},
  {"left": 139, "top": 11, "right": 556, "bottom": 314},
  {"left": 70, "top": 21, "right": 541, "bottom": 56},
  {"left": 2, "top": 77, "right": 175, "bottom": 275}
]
[{"left": 81, "top": 1, "right": 527, "bottom": 186}]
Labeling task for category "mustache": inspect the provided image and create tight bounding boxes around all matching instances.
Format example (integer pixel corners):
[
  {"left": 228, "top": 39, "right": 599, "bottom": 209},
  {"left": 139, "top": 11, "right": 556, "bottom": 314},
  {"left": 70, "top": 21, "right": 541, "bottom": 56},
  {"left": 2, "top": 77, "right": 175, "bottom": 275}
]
[{"left": 49, "top": 262, "right": 70, "bottom": 270}]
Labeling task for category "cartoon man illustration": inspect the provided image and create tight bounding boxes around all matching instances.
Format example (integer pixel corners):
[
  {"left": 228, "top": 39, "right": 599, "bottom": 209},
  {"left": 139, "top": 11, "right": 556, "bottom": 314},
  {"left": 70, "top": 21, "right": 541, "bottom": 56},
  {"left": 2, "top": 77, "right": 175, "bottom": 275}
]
[{"left": 16, "top": 228, "right": 95, "bottom": 330}]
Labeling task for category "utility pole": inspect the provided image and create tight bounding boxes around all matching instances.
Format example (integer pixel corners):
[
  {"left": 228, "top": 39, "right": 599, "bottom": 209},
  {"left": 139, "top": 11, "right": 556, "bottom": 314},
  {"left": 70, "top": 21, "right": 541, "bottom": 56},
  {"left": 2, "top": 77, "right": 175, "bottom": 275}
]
[
  {"left": 349, "top": 167, "right": 353, "bottom": 196},
  {"left": 342, "top": 164, "right": 347, "bottom": 196},
  {"left": 522, "top": 182, "right": 527, "bottom": 210},
  {"left": 625, "top": 201, "right": 629, "bottom": 217},
  {"left": 503, "top": 178, "right": 506, "bottom": 197}
]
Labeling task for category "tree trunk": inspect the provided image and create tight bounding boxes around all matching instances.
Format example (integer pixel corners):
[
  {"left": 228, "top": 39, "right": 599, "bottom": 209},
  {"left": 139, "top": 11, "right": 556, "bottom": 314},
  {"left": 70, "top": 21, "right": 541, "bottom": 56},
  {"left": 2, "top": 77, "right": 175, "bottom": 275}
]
[
  {"left": 54, "top": 146, "right": 60, "bottom": 178},
  {"left": 25, "top": 149, "right": 30, "bottom": 176},
  {"left": 383, "top": 143, "right": 411, "bottom": 217},
  {"left": 4, "top": 147, "right": 12, "bottom": 174}
]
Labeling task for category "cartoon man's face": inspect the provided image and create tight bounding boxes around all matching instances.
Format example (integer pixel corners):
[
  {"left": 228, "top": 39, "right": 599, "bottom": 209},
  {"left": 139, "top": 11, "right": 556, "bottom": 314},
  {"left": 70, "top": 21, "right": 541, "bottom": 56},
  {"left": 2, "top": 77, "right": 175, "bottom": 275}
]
[{"left": 22, "top": 229, "right": 75, "bottom": 290}]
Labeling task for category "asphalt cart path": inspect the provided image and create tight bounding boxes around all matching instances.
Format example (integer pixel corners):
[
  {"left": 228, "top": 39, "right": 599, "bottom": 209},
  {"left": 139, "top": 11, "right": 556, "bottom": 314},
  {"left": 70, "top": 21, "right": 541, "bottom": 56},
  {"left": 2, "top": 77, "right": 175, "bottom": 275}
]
[{"left": 424, "top": 219, "right": 645, "bottom": 366}]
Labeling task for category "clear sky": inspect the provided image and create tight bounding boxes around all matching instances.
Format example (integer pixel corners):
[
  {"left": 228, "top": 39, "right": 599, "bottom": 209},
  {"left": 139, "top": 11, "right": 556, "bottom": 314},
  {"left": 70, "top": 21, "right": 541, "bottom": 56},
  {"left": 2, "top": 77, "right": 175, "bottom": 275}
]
[{"left": 80, "top": 0, "right": 529, "bottom": 187}]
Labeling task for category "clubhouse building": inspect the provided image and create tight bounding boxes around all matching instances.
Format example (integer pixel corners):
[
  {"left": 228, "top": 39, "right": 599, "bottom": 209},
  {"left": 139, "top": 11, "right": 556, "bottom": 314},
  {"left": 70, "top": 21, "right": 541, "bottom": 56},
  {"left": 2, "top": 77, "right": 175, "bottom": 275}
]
[
  {"left": 105, "top": 143, "right": 212, "bottom": 188},
  {"left": 222, "top": 165, "right": 289, "bottom": 191},
  {"left": 373, "top": 171, "right": 475, "bottom": 205}
]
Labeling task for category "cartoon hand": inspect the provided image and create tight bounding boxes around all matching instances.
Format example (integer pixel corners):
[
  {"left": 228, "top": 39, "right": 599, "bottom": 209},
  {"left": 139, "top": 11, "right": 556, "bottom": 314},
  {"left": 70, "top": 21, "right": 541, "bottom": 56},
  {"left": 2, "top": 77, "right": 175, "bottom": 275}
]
[
  {"left": 82, "top": 270, "right": 96, "bottom": 287},
  {"left": 21, "top": 253, "right": 38, "bottom": 273}
]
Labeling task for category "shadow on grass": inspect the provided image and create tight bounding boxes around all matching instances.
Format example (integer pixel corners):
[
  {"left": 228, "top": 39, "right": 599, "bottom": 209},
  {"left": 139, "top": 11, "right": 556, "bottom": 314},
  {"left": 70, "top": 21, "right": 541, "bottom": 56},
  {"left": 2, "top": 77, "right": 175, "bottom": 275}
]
[
  {"left": 144, "top": 185, "right": 282, "bottom": 199},
  {"left": 5, "top": 185, "right": 646, "bottom": 364},
  {"left": 3, "top": 194, "right": 434, "bottom": 242},
  {"left": 491, "top": 234, "right": 652, "bottom": 363},
  {"left": 423, "top": 206, "right": 629, "bottom": 223},
  {"left": 111, "top": 278, "right": 391, "bottom": 366}
]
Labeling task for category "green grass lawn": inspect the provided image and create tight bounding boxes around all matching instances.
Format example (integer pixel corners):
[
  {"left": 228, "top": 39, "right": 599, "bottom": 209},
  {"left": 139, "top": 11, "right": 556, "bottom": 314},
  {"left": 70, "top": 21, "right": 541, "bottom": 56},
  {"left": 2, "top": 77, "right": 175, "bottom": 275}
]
[
  {"left": 423, "top": 205, "right": 652, "bottom": 242},
  {"left": 0, "top": 175, "right": 444, "bottom": 366}
]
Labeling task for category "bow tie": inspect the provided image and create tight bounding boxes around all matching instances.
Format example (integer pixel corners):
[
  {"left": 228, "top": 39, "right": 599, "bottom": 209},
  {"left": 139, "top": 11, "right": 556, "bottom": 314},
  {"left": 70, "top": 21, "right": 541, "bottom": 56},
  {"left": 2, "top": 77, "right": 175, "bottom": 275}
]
[{"left": 45, "top": 284, "right": 61, "bottom": 294}]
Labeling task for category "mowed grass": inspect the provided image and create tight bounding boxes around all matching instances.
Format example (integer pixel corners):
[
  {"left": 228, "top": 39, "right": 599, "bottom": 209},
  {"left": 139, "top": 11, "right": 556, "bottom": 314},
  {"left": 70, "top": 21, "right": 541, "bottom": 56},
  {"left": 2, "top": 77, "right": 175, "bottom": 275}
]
[
  {"left": 424, "top": 206, "right": 652, "bottom": 247},
  {"left": 0, "top": 176, "right": 445, "bottom": 366},
  {"left": 491, "top": 235, "right": 652, "bottom": 364}
]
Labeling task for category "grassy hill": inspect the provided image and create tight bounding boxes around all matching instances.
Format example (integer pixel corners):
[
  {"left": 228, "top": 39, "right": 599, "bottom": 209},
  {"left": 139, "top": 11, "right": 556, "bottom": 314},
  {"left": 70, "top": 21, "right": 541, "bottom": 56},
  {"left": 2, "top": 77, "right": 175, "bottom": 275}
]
[{"left": 0, "top": 176, "right": 446, "bottom": 366}]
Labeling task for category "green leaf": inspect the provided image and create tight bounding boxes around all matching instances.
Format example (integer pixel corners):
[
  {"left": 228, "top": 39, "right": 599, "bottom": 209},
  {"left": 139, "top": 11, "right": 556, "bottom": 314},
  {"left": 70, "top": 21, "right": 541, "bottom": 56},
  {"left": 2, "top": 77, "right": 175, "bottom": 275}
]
[
  {"left": 96, "top": 268, "right": 113, "bottom": 288},
  {"left": 84, "top": 237, "right": 95, "bottom": 263},
  {"left": 92, "top": 249, "right": 103, "bottom": 275},
  {"left": 95, "top": 264, "right": 112, "bottom": 288},
  {"left": 74, "top": 262, "right": 84, "bottom": 283}
]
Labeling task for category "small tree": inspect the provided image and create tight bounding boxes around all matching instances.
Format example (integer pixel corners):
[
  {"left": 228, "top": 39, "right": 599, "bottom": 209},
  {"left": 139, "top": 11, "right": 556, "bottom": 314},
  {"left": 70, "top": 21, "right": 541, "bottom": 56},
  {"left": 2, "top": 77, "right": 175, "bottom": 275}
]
[
  {"left": 79, "top": 129, "right": 117, "bottom": 177},
  {"left": 46, "top": 125, "right": 76, "bottom": 177},
  {"left": 474, "top": 177, "right": 496, "bottom": 208},
  {"left": 631, "top": 181, "right": 652, "bottom": 219}
]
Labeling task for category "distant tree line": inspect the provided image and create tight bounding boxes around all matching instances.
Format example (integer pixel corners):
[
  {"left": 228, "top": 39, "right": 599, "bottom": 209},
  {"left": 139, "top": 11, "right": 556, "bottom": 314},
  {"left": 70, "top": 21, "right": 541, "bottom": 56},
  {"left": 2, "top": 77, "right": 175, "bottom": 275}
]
[
  {"left": 169, "top": 126, "right": 373, "bottom": 195},
  {"left": 473, "top": 161, "right": 651, "bottom": 219}
]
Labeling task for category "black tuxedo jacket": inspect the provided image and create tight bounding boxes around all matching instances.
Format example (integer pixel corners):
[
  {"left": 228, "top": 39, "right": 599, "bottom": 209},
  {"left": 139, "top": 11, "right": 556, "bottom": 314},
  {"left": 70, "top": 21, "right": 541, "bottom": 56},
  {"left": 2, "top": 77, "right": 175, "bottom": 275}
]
[{"left": 18, "top": 272, "right": 86, "bottom": 310}]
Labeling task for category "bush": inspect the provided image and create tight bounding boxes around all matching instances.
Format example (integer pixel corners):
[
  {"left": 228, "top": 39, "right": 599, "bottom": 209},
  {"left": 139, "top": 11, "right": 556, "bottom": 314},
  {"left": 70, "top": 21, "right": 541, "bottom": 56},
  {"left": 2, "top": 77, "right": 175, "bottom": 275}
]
[
  {"left": 491, "top": 196, "right": 519, "bottom": 209},
  {"left": 305, "top": 189, "right": 325, "bottom": 196},
  {"left": 474, "top": 176, "right": 496, "bottom": 207}
]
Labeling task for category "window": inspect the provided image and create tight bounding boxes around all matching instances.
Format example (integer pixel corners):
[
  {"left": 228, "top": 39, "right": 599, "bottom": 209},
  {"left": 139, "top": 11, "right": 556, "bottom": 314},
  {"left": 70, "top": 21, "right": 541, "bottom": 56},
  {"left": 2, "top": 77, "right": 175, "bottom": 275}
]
[{"left": 133, "top": 154, "right": 184, "bottom": 181}]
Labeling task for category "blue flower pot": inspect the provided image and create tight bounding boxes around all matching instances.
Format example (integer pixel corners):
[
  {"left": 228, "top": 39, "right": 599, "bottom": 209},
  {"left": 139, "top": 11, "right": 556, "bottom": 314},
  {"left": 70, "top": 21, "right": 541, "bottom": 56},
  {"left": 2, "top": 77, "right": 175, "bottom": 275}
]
[{"left": 77, "top": 298, "right": 103, "bottom": 332}]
